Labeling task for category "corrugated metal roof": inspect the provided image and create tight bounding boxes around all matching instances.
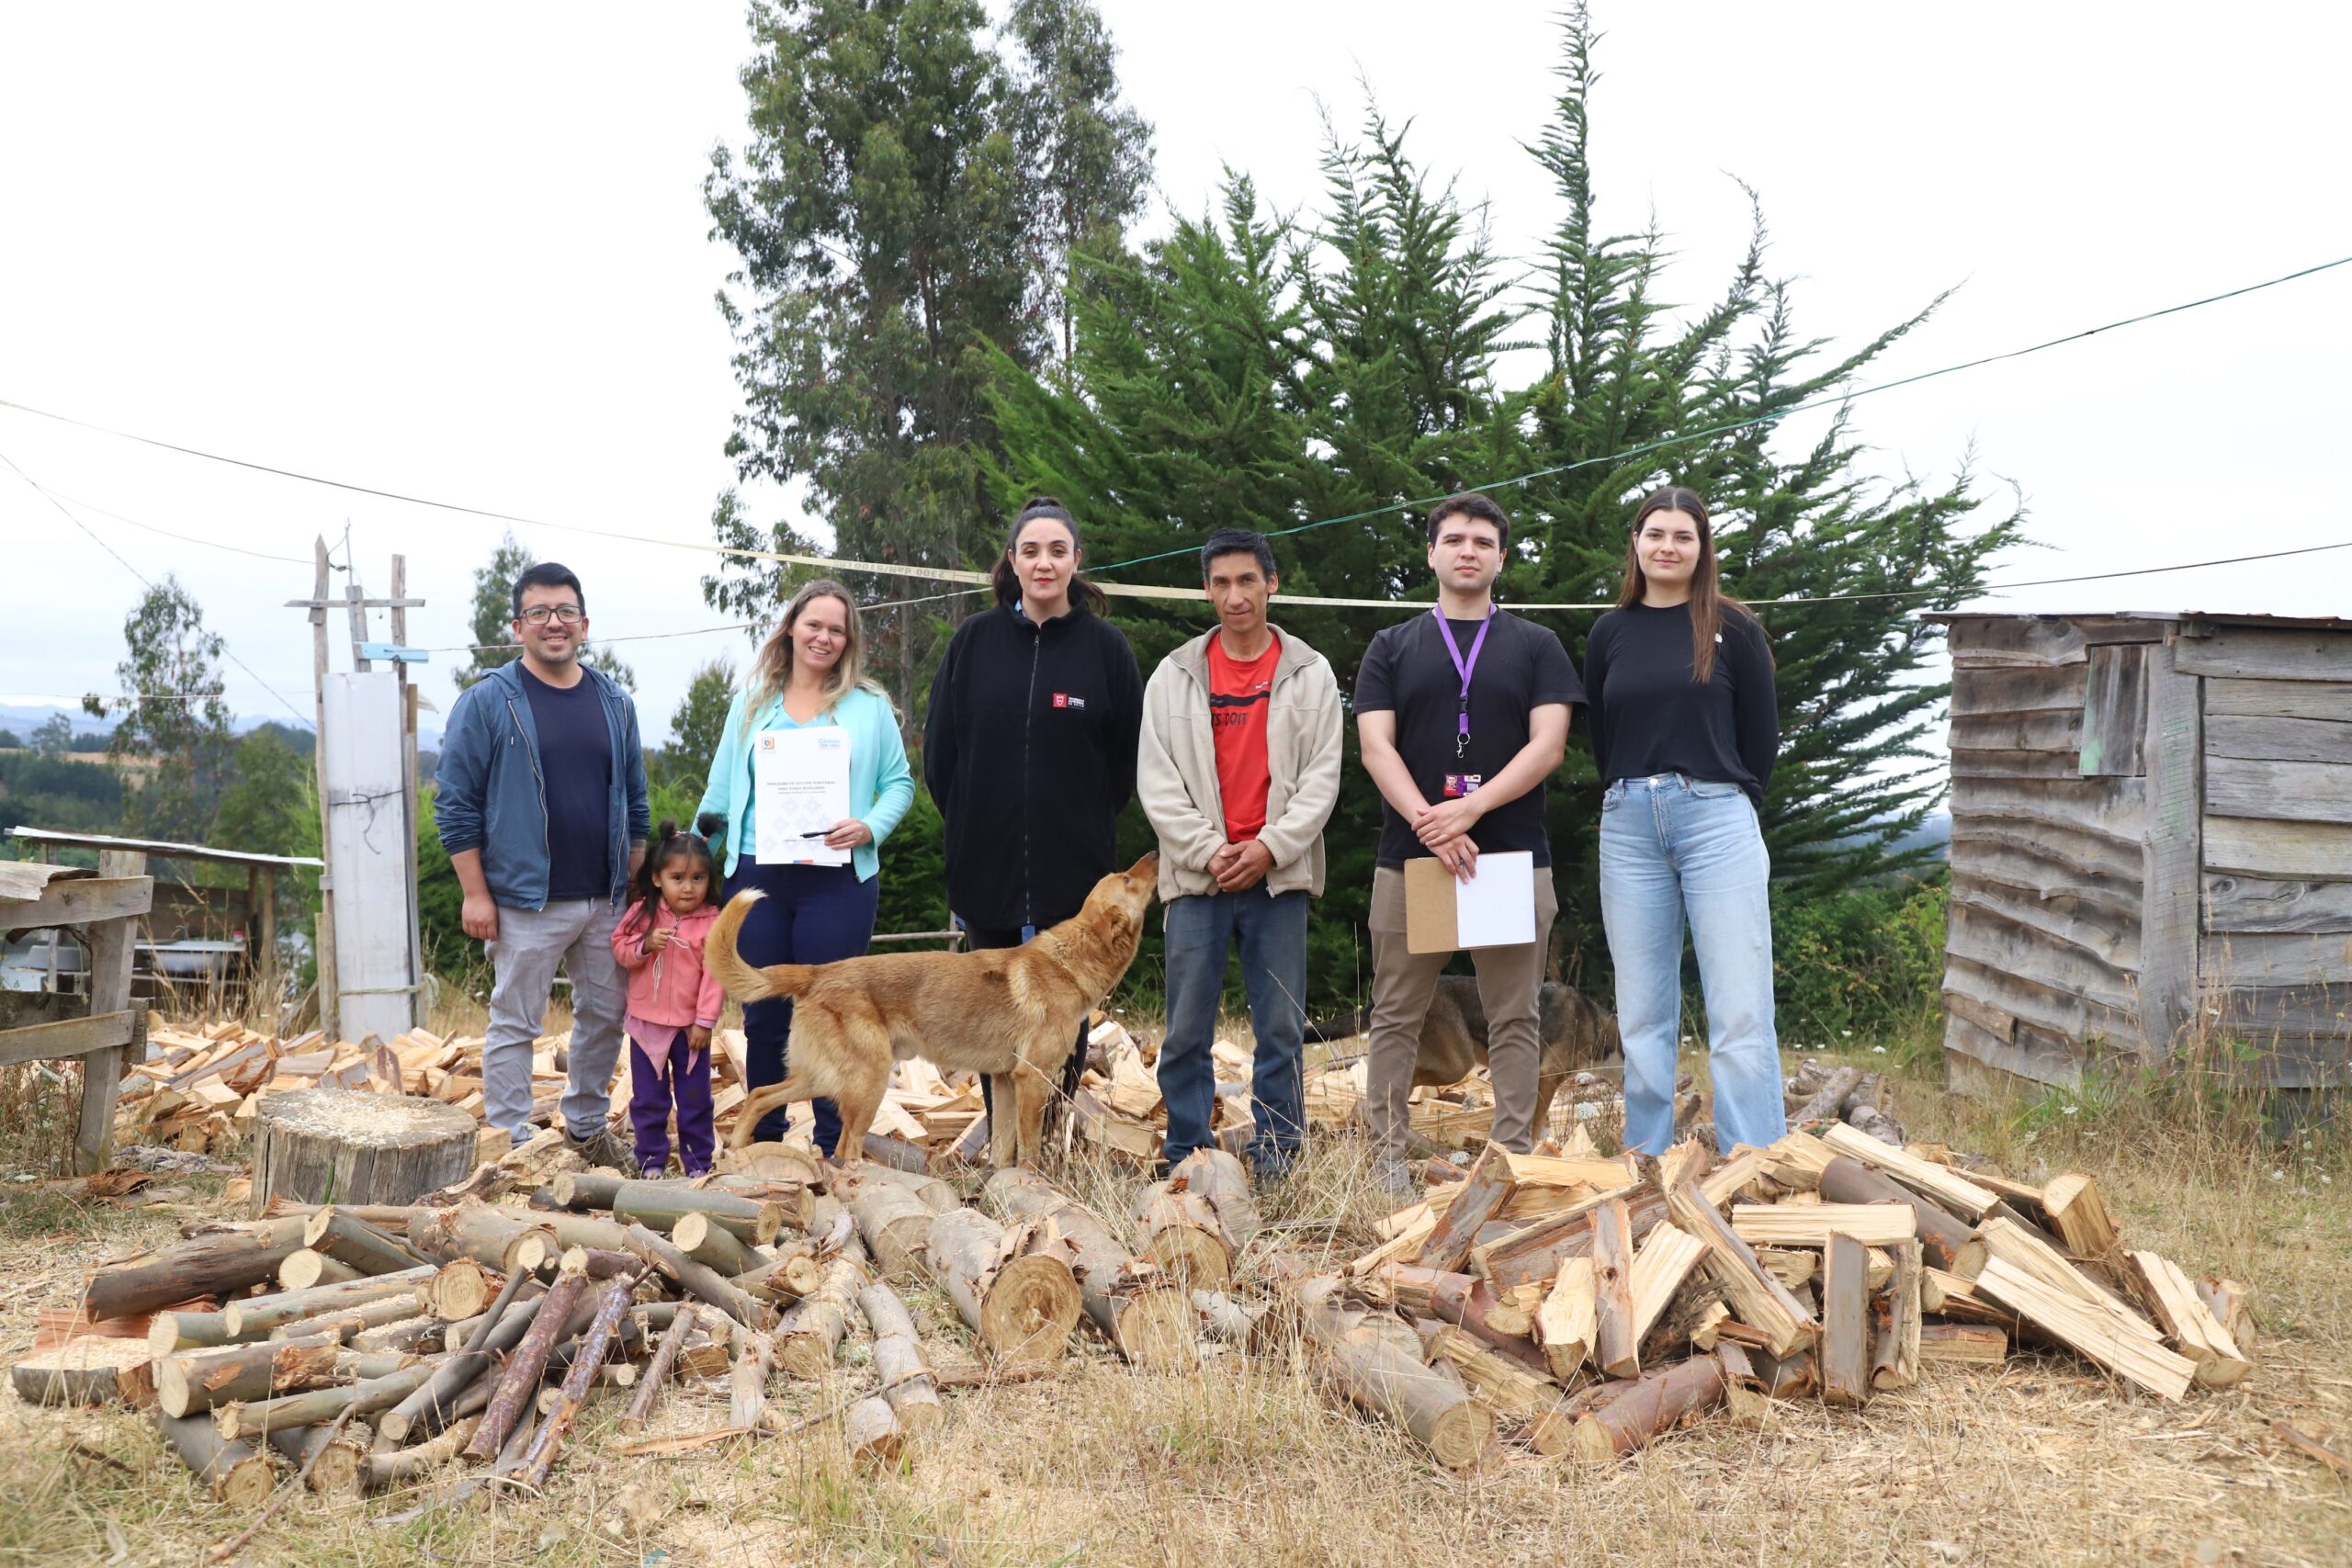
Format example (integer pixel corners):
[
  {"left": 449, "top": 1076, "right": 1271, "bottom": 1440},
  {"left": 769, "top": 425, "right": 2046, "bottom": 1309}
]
[{"left": 1924, "top": 609, "right": 2352, "bottom": 632}]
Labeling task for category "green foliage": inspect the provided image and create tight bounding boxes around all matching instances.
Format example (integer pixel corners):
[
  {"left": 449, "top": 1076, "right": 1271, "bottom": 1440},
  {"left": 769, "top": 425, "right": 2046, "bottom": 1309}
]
[
  {"left": 646, "top": 658, "right": 737, "bottom": 822},
  {"left": 32, "top": 714, "right": 74, "bottom": 758},
  {"left": 1770, "top": 875, "right": 1948, "bottom": 1047},
  {"left": 875, "top": 782, "right": 950, "bottom": 940},
  {"left": 417, "top": 784, "right": 468, "bottom": 977},
  {"left": 0, "top": 750, "right": 126, "bottom": 847},
  {"left": 82, "top": 576, "right": 233, "bottom": 843},
  {"left": 702, "top": 0, "right": 1151, "bottom": 711},
  {"left": 211, "top": 728, "right": 322, "bottom": 958},
  {"left": 0, "top": 728, "right": 17, "bottom": 749}
]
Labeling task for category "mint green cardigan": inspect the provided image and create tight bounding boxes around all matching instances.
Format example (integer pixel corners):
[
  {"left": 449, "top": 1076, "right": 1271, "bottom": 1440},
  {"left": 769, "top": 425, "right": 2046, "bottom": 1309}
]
[{"left": 695, "top": 684, "right": 915, "bottom": 882}]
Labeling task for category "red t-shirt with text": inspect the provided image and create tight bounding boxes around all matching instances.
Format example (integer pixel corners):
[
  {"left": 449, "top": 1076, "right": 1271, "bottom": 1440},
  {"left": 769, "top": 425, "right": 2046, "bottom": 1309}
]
[{"left": 1207, "top": 631, "right": 1280, "bottom": 842}]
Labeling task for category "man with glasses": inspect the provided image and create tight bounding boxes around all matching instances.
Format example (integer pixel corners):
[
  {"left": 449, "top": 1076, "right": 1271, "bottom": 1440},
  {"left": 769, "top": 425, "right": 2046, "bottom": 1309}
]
[{"left": 435, "top": 562, "right": 650, "bottom": 1171}]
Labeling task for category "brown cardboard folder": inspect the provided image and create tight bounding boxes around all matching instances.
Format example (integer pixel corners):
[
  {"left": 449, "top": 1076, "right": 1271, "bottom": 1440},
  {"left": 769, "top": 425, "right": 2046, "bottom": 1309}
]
[{"left": 1402, "top": 851, "right": 1536, "bottom": 954}]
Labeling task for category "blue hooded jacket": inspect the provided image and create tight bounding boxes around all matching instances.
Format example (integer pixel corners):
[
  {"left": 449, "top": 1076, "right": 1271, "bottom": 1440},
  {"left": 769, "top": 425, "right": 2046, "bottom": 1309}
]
[{"left": 433, "top": 660, "right": 649, "bottom": 909}]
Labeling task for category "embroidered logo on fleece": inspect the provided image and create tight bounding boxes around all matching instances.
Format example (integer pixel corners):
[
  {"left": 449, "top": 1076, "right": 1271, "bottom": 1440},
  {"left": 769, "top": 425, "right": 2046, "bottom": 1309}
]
[{"left": 1052, "top": 693, "right": 1086, "bottom": 709}]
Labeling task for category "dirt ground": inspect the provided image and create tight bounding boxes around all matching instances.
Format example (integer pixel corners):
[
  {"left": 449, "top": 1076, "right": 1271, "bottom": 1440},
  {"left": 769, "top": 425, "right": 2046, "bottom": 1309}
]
[{"left": 0, "top": 1044, "right": 2346, "bottom": 1568}]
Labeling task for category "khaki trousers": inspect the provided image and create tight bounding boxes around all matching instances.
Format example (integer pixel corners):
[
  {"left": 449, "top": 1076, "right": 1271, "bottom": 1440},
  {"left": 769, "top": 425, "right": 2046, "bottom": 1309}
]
[{"left": 1365, "top": 863, "right": 1559, "bottom": 1160}]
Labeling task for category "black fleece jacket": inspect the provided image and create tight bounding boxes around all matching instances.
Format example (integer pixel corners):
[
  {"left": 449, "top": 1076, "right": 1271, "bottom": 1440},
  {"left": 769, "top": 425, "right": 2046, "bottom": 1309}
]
[{"left": 922, "top": 603, "right": 1144, "bottom": 931}]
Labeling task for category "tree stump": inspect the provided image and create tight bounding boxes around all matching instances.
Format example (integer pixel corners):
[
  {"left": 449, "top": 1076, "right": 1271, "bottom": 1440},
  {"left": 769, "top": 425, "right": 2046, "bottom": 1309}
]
[{"left": 250, "top": 1091, "right": 478, "bottom": 1214}]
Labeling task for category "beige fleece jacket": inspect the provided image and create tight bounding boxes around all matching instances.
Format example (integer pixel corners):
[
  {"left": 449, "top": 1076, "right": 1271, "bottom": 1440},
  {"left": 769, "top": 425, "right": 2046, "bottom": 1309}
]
[{"left": 1136, "top": 624, "right": 1344, "bottom": 901}]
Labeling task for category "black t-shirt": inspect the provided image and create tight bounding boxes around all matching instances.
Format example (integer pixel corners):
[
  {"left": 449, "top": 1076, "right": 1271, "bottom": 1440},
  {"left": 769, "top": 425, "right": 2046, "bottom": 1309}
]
[
  {"left": 1583, "top": 601, "right": 1779, "bottom": 806},
  {"left": 520, "top": 665, "right": 613, "bottom": 901},
  {"left": 1352, "top": 608, "right": 1585, "bottom": 867}
]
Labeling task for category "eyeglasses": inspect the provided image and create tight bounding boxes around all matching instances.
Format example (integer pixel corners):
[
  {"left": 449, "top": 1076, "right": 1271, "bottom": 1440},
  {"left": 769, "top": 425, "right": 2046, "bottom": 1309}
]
[{"left": 518, "top": 605, "right": 584, "bottom": 626}]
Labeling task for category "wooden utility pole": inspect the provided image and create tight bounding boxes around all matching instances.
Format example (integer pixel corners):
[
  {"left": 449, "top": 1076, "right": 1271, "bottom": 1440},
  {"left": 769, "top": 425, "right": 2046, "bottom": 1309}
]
[
  {"left": 390, "top": 555, "right": 424, "bottom": 1022},
  {"left": 307, "top": 538, "right": 340, "bottom": 1042}
]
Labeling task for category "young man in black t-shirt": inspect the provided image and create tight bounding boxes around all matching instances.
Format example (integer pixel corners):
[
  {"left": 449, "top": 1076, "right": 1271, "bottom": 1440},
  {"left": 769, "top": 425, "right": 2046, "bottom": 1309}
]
[{"left": 1353, "top": 494, "right": 1584, "bottom": 1191}]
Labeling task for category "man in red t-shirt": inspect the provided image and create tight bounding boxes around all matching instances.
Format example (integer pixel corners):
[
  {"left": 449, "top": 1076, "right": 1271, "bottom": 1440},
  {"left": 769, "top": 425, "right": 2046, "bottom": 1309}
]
[{"left": 1136, "top": 530, "right": 1345, "bottom": 1178}]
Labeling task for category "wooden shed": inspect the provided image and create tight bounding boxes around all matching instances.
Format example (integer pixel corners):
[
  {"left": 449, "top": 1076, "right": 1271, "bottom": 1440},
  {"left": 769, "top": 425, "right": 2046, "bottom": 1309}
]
[{"left": 1929, "top": 612, "right": 2351, "bottom": 1092}]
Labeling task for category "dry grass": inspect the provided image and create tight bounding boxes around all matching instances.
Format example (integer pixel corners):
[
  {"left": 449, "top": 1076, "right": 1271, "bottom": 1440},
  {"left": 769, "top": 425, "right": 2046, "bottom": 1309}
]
[{"left": 1, "top": 1041, "right": 2347, "bottom": 1567}]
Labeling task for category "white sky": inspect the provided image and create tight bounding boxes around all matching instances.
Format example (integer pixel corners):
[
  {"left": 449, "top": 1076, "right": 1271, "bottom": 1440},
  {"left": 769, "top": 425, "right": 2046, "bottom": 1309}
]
[{"left": 3, "top": 2, "right": 2346, "bottom": 744}]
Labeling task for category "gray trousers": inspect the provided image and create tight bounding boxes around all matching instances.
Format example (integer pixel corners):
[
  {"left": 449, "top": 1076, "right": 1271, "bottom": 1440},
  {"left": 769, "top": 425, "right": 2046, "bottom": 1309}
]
[
  {"left": 484, "top": 897, "right": 627, "bottom": 1144},
  {"left": 1364, "top": 864, "right": 1559, "bottom": 1160}
]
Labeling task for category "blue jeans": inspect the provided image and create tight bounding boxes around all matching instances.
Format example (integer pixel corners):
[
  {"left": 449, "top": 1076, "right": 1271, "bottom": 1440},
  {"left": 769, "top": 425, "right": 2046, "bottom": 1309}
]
[
  {"left": 1600, "top": 773, "right": 1786, "bottom": 1156},
  {"left": 724, "top": 861, "right": 880, "bottom": 1150},
  {"left": 1159, "top": 886, "right": 1310, "bottom": 1174}
]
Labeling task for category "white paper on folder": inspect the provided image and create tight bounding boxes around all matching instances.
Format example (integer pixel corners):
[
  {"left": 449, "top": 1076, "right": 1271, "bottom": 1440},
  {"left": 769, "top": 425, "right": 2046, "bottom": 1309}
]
[
  {"left": 1452, "top": 851, "right": 1535, "bottom": 949},
  {"left": 752, "top": 727, "right": 853, "bottom": 866}
]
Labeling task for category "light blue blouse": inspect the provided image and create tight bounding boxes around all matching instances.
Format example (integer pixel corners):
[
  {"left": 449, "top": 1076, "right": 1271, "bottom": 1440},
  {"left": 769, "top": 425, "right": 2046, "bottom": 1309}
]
[{"left": 695, "top": 684, "right": 915, "bottom": 882}]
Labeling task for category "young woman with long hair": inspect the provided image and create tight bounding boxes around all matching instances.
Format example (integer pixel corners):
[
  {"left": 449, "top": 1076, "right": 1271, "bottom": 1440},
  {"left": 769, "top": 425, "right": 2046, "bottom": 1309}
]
[
  {"left": 697, "top": 579, "right": 914, "bottom": 1151},
  {"left": 1584, "top": 485, "right": 1785, "bottom": 1156},
  {"left": 922, "top": 497, "right": 1143, "bottom": 1127}
]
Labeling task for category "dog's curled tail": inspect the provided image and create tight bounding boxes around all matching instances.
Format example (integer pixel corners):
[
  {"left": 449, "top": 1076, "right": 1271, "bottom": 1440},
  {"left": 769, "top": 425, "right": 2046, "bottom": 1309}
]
[{"left": 703, "top": 889, "right": 817, "bottom": 1002}]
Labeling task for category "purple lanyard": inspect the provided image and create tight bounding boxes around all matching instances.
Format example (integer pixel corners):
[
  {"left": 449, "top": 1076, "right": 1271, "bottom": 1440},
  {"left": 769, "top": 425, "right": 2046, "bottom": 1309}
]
[{"left": 1432, "top": 607, "right": 1492, "bottom": 758}]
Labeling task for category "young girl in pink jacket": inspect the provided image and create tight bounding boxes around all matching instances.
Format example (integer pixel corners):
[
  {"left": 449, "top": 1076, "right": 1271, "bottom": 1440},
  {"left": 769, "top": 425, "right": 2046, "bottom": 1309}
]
[{"left": 609, "top": 821, "right": 725, "bottom": 1176}]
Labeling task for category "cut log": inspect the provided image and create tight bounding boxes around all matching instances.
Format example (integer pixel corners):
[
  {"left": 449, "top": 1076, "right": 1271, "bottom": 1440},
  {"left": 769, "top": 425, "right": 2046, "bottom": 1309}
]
[
  {"left": 515, "top": 1274, "right": 638, "bottom": 1489},
  {"left": 926, "top": 1207, "right": 1082, "bottom": 1367},
  {"left": 10, "top": 1336, "right": 152, "bottom": 1405},
  {"left": 1816, "top": 1156, "right": 1979, "bottom": 1270},
  {"left": 251, "top": 1090, "right": 479, "bottom": 1213},
  {"left": 1971, "top": 1257, "right": 2194, "bottom": 1400},
  {"left": 983, "top": 1168, "right": 1194, "bottom": 1370},
  {"left": 1533, "top": 1258, "right": 1595, "bottom": 1380},
  {"left": 1818, "top": 1125, "right": 1997, "bottom": 1221},
  {"left": 84, "top": 1217, "right": 309, "bottom": 1322},
  {"left": 365, "top": 1414, "right": 482, "bottom": 1491},
  {"left": 546, "top": 1170, "right": 628, "bottom": 1212},
  {"left": 622, "top": 1222, "right": 769, "bottom": 1330},
  {"left": 277, "top": 1250, "right": 361, "bottom": 1291},
  {"left": 855, "top": 1282, "right": 944, "bottom": 1434},
  {"left": 2043, "top": 1172, "right": 2127, "bottom": 1281},
  {"left": 1820, "top": 1231, "right": 1871, "bottom": 1407},
  {"left": 537, "top": 1213, "right": 635, "bottom": 1256},
  {"left": 1918, "top": 1322, "right": 2008, "bottom": 1365},
  {"left": 1568, "top": 1356, "right": 1726, "bottom": 1461},
  {"left": 1665, "top": 1181, "right": 1817, "bottom": 1357},
  {"left": 1470, "top": 1186, "right": 1669, "bottom": 1293},
  {"left": 302, "top": 1208, "right": 429, "bottom": 1276},
  {"left": 1410, "top": 1142, "right": 1516, "bottom": 1274},
  {"left": 1750, "top": 1346, "right": 1818, "bottom": 1398},
  {"left": 1716, "top": 1342, "right": 1770, "bottom": 1427},
  {"left": 1733, "top": 1201, "right": 1917, "bottom": 1249},
  {"left": 1288, "top": 1275, "right": 1491, "bottom": 1470},
  {"left": 147, "top": 1310, "right": 240, "bottom": 1356},
  {"left": 1788, "top": 1066, "right": 1862, "bottom": 1129},
  {"left": 1414, "top": 1319, "right": 1559, "bottom": 1416},
  {"left": 156, "top": 1410, "right": 277, "bottom": 1507},
  {"left": 1968, "top": 1217, "right": 2162, "bottom": 1338},
  {"left": 221, "top": 1265, "right": 436, "bottom": 1337},
  {"left": 776, "top": 1258, "right": 868, "bottom": 1380},
  {"left": 842, "top": 1171, "right": 940, "bottom": 1280},
  {"left": 739, "top": 1250, "right": 824, "bottom": 1304},
  {"left": 729, "top": 1323, "right": 775, "bottom": 1431},
  {"left": 424, "top": 1258, "right": 497, "bottom": 1322},
  {"left": 462, "top": 1261, "right": 590, "bottom": 1461},
  {"left": 2197, "top": 1277, "right": 2256, "bottom": 1350},
  {"left": 842, "top": 1160, "right": 956, "bottom": 1213},
  {"left": 1759, "top": 1130, "right": 1838, "bottom": 1190},
  {"left": 1131, "top": 1152, "right": 1256, "bottom": 1292},
  {"left": 1361, "top": 1264, "right": 1551, "bottom": 1375},
  {"left": 1589, "top": 1196, "right": 1639, "bottom": 1379},
  {"left": 266, "top": 1420, "right": 368, "bottom": 1495},
  {"left": 156, "top": 1336, "right": 342, "bottom": 1418},
  {"left": 2125, "top": 1250, "right": 2252, "bottom": 1389},
  {"left": 613, "top": 1180, "right": 785, "bottom": 1246},
  {"left": 1871, "top": 1240, "right": 1923, "bottom": 1391},
  {"left": 1628, "top": 1223, "right": 1708, "bottom": 1345},
  {"left": 672, "top": 1211, "right": 762, "bottom": 1278},
  {"left": 412, "top": 1205, "right": 556, "bottom": 1276},
  {"left": 843, "top": 1395, "right": 906, "bottom": 1472},
  {"left": 620, "top": 1303, "right": 699, "bottom": 1435},
  {"left": 215, "top": 1359, "right": 438, "bottom": 1439}
]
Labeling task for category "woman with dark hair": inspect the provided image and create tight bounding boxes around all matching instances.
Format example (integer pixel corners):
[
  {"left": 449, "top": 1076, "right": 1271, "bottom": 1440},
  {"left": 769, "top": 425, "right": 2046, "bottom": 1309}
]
[
  {"left": 697, "top": 579, "right": 914, "bottom": 1152},
  {"left": 1584, "top": 485, "right": 1786, "bottom": 1157},
  {"left": 922, "top": 497, "right": 1144, "bottom": 1125}
]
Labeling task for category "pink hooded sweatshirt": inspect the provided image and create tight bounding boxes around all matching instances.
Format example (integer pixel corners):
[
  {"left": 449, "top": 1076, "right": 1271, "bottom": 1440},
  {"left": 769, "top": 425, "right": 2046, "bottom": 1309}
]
[{"left": 610, "top": 899, "right": 725, "bottom": 1071}]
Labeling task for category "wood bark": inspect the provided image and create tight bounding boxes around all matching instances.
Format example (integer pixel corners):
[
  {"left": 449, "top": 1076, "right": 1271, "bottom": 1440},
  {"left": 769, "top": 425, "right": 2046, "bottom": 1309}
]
[
  {"left": 462, "top": 1265, "right": 590, "bottom": 1461},
  {"left": 270, "top": 1294, "right": 428, "bottom": 1345},
  {"left": 514, "top": 1275, "right": 637, "bottom": 1489},
  {"left": 1820, "top": 1231, "right": 1871, "bottom": 1407},
  {"left": 1131, "top": 1182, "right": 1231, "bottom": 1291},
  {"left": 983, "top": 1168, "right": 1194, "bottom": 1369},
  {"left": 1568, "top": 1356, "right": 1727, "bottom": 1461},
  {"left": 1871, "top": 1240, "right": 1923, "bottom": 1391},
  {"left": 302, "top": 1209, "right": 430, "bottom": 1275},
  {"left": 220, "top": 1264, "right": 436, "bottom": 1337},
  {"left": 266, "top": 1420, "right": 368, "bottom": 1496},
  {"left": 622, "top": 1222, "right": 770, "bottom": 1330},
  {"left": 156, "top": 1336, "right": 342, "bottom": 1418},
  {"left": 1788, "top": 1066, "right": 1863, "bottom": 1130},
  {"left": 1286, "top": 1274, "right": 1491, "bottom": 1471},
  {"left": 1816, "top": 1156, "right": 1977, "bottom": 1269},
  {"left": 84, "top": 1217, "right": 309, "bottom": 1321},
  {"left": 613, "top": 1180, "right": 785, "bottom": 1246},
  {"left": 855, "top": 1282, "right": 944, "bottom": 1434},
  {"left": 672, "top": 1211, "right": 762, "bottom": 1277},
  {"left": 277, "top": 1249, "right": 361, "bottom": 1291},
  {"left": 1818, "top": 1124, "right": 1998, "bottom": 1220},
  {"left": 364, "top": 1414, "right": 482, "bottom": 1491},
  {"left": 777, "top": 1258, "right": 868, "bottom": 1380},
  {"left": 1361, "top": 1264, "right": 1551, "bottom": 1376},
  {"left": 546, "top": 1170, "right": 628, "bottom": 1212},
  {"left": 412, "top": 1205, "right": 556, "bottom": 1276},
  {"left": 147, "top": 1310, "right": 241, "bottom": 1355},
  {"left": 842, "top": 1172, "right": 939, "bottom": 1280},
  {"left": 1665, "top": 1181, "right": 1817, "bottom": 1357},
  {"left": 537, "top": 1213, "right": 635, "bottom": 1257},
  {"left": 1589, "top": 1196, "right": 1639, "bottom": 1379},
  {"left": 620, "top": 1303, "right": 699, "bottom": 1435},
  {"left": 156, "top": 1410, "right": 277, "bottom": 1508},
  {"left": 729, "top": 1323, "right": 775, "bottom": 1430},
  {"left": 251, "top": 1089, "right": 477, "bottom": 1213},
  {"left": 843, "top": 1395, "right": 905, "bottom": 1472},
  {"left": 927, "top": 1207, "right": 1081, "bottom": 1366},
  {"left": 1413, "top": 1319, "right": 1559, "bottom": 1416},
  {"left": 215, "top": 1359, "right": 438, "bottom": 1440},
  {"left": 1410, "top": 1142, "right": 1516, "bottom": 1274}
]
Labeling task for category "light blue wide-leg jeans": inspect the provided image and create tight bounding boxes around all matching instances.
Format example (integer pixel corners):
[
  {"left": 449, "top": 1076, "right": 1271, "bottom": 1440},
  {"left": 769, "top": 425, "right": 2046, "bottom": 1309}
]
[{"left": 1600, "top": 773, "right": 1786, "bottom": 1156}]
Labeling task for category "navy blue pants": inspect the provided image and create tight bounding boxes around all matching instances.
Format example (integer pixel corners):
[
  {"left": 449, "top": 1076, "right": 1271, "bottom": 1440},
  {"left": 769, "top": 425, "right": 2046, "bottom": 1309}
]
[{"left": 725, "top": 861, "right": 879, "bottom": 1150}]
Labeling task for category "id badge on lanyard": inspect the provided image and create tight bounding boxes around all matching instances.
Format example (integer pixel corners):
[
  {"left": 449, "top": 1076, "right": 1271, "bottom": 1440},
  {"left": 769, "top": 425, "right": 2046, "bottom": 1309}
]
[{"left": 1434, "top": 607, "right": 1491, "bottom": 798}]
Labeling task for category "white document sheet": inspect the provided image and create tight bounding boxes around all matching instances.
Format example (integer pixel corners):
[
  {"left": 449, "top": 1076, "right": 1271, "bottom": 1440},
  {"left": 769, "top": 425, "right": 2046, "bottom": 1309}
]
[
  {"left": 1452, "top": 851, "right": 1535, "bottom": 949},
  {"left": 752, "top": 727, "right": 853, "bottom": 866}
]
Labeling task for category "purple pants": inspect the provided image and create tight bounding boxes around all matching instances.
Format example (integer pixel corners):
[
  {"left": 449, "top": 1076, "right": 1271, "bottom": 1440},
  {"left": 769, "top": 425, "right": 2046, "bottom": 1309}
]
[{"left": 628, "top": 1032, "right": 714, "bottom": 1176}]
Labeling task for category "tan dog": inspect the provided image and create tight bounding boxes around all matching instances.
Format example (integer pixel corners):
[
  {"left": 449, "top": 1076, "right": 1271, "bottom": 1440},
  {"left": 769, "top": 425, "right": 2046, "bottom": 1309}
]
[{"left": 707, "top": 852, "right": 1159, "bottom": 1167}]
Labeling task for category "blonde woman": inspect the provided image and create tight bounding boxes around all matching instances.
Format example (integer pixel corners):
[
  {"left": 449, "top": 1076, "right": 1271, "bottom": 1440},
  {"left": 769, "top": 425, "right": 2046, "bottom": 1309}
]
[{"left": 697, "top": 579, "right": 915, "bottom": 1149}]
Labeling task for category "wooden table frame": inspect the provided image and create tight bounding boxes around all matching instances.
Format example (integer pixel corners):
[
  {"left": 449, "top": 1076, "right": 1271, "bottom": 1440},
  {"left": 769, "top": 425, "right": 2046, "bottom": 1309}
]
[{"left": 0, "top": 851, "right": 152, "bottom": 1172}]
